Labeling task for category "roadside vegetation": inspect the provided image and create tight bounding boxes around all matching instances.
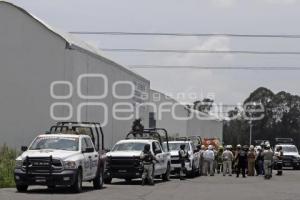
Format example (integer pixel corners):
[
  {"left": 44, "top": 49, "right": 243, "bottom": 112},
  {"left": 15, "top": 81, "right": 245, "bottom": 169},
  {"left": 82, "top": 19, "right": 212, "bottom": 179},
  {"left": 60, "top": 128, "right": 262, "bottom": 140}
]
[{"left": 0, "top": 144, "right": 17, "bottom": 188}]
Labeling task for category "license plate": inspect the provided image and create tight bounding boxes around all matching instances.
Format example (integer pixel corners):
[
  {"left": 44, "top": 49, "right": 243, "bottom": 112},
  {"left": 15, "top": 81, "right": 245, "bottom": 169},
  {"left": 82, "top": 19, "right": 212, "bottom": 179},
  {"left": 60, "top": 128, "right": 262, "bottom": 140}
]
[
  {"left": 118, "top": 170, "right": 127, "bottom": 173},
  {"left": 35, "top": 177, "right": 46, "bottom": 183}
]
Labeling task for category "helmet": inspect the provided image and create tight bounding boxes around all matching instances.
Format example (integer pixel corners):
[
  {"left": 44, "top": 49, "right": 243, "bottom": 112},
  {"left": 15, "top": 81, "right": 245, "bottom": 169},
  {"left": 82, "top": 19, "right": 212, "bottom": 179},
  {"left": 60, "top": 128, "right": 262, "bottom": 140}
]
[
  {"left": 219, "top": 146, "right": 224, "bottom": 149},
  {"left": 180, "top": 144, "right": 186, "bottom": 150},
  {"left": 256, "top": 146, "right": 262, "bottom": 150},
  {"left": 236, "top": 144, "right": 241, "bottom": 149},
  {"left": 265, "top": 144, "right": 271, "bottom": 149},
  {"left": 249, "top": 145, "right": 254, "bottom": 150},
  {"left": 201, "top": 145, "right": 205, "bottom": 150},
  {"left": 208, "top": 145, "right": 213, "bottom": 150},
  {"left": 226, "top": 145, "right": 231, "bottom": 149}
]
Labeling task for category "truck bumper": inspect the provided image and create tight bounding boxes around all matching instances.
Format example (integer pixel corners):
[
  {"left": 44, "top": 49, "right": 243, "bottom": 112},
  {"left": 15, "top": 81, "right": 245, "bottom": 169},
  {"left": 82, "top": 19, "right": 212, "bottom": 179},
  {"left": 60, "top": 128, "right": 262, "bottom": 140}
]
[
  {"left": 105, "top": 168, "right": 143, "bottom": 179},
  {"left": 171, "top": 162, "right": 192, "bottom": 174},
  {"left": 14, "top": 168, "right": 77, "bottom": 186}
]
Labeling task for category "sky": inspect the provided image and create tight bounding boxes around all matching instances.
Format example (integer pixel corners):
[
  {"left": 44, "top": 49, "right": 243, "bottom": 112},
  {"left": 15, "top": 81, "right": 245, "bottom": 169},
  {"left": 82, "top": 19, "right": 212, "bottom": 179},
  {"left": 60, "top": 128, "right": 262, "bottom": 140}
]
[{"left": 6, "top": 0, "right": 300, "bottom": 109}]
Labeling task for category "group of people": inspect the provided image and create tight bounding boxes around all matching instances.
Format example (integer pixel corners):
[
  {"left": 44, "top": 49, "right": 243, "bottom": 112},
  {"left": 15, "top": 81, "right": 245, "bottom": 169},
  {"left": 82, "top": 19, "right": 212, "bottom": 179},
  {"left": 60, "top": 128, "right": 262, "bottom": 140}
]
[
  {"left": 139, "top": 142, "right": 284, "bottom": 186},
  {"left": 199, "top": 143, "right": 283, "bottom": 179}
]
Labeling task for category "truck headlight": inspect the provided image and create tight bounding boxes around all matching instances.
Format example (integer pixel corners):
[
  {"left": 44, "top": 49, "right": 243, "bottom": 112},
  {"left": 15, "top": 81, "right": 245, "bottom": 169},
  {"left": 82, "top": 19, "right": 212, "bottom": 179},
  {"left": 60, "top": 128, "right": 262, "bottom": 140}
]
[
  {"left": 15, "top": 160, "right": 23, "bottom": 169},
  {"left": 63, "top": 161, "right": 77, "bottom": 169}
]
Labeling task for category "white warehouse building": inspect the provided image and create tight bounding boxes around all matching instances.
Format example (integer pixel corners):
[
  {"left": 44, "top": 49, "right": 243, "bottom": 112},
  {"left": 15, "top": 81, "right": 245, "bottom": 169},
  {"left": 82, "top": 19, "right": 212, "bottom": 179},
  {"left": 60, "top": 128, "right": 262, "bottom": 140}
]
[
  {"left": 149, "top": 90, "right": 223, "bottom": 141},
  {"left": 0, "top": 1, "right": 222, "bottom": 148}
]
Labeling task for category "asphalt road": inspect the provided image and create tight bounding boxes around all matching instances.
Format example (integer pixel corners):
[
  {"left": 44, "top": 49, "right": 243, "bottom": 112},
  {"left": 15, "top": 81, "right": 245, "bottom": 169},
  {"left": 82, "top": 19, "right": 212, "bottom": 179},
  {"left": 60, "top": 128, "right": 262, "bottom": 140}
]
[{"left": 1, "top": 171, "right": 300, "bottom": 200}]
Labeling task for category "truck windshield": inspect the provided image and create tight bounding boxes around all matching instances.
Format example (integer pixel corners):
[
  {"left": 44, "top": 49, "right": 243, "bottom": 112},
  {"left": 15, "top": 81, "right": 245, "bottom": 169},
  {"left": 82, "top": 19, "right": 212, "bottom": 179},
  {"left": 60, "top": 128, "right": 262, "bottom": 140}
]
[
  {"left": 29, "top": 137, "right": 79, "bottom": 151},
  {"left": 112, "top": 142, "right": 147, "bottom": 152},
  {"left": 163, "top": 143, "right": 190, "bottom": 151},
  {"left": 282, "top": 146, "right": 298, "bottom": 153}
]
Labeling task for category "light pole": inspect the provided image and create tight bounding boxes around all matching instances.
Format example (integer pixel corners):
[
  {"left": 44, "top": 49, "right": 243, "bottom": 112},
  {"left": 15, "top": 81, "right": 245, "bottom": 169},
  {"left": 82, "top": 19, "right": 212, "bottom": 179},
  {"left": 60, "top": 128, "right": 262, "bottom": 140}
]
[{"left": 249, "top": 120, "right": 253, "bottom": 146}]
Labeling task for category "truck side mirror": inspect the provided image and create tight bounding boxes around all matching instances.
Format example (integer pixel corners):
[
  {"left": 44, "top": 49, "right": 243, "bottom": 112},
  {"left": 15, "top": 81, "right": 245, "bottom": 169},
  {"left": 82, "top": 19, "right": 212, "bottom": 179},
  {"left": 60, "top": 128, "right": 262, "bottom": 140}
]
[{"left": 21, "top": 146, "right": 28, "bottom": 152}]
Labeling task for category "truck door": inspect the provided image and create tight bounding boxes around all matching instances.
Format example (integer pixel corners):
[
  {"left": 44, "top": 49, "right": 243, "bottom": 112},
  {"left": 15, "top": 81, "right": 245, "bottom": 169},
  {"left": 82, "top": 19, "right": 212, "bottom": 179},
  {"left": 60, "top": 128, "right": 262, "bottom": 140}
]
[
  {"left": 84, "top": 137, "right": 99, "bottom": 179},
  {"left": 81, "top": 138, "right": 92, "bottom": 179},
  {"left": 152, "top": 142, "right": 163, "bottom": 174}
]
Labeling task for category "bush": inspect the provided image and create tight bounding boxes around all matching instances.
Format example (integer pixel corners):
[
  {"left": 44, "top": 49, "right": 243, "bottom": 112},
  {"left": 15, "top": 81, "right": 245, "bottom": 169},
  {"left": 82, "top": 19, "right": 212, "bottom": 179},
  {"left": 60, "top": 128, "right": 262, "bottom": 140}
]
[{"left": 0, "top": 144, "right": 17, "bottom": 188}]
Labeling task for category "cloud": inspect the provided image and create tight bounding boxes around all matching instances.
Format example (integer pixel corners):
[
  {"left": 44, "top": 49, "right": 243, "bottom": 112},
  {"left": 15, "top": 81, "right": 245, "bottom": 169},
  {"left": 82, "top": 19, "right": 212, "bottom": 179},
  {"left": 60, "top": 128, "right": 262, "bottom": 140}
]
[
  {"left": 265, "top": 0, "right": 297, "bottom": 4},
  {"left": 211, "top": 0, "right": 237, "bottom": 7}
]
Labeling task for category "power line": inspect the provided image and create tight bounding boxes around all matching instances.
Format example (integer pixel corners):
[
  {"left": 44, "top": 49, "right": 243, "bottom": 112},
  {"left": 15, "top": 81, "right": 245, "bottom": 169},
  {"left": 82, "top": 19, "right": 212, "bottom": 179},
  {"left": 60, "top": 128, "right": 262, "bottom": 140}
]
[
  {"left": 128, "top": 65, "right": 300, "bottom": 70},
  {"left": 101, "top": 48, "right": 300, "bottom": 55},
  {"left": 69, "top": 31, "right": 300, "bottom": 39}
]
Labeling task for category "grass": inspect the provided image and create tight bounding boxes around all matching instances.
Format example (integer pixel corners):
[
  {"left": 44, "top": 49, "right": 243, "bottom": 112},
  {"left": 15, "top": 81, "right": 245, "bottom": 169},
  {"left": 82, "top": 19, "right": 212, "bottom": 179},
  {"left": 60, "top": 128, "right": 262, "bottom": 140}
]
[{"left": 0, "top": 144, "right": 17, "bottom": 188}]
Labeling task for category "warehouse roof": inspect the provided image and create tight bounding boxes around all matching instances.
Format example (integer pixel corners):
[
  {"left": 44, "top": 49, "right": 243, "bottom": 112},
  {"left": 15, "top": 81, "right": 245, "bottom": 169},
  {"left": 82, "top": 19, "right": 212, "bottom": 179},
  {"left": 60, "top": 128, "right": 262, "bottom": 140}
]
[
  {"left": 150, "top": 89, "right": 222, "bottom": 121},
  {"left": 0, "top": 1, "right": 149, "bottom": 83}
]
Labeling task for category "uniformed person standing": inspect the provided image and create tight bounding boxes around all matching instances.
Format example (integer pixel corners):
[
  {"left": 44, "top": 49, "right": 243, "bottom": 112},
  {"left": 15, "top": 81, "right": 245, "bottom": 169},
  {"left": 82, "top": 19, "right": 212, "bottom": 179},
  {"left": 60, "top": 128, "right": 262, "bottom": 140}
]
[
  {"left": 199, "top": 145, "right": 206, "bottom": 176},
  {"left": 275, "top": 146, "right": 283, "bottom": 176},
  {"left": 179, "top": 144, "right": 188, "bottom": 180},
  {"left": 247, "top": 145, "right": 256, "bottom": 176},
  {"left": 262, "top": 144, "right": 273, "bottom": 179},
  {"left": 222, "top": 145, "right": 234, "bottom": 176},
  {"left": 203, "top": 145, "right": 215, "bottom": 176},
  {"left": 140, "top": 144, "right": 157, "bottom": 186},
  {"left": 217, "top": 146, "right": 224, "bottom": 174},
  {"left": 236, "top": 145, "right": 248, "bottom": 178}
]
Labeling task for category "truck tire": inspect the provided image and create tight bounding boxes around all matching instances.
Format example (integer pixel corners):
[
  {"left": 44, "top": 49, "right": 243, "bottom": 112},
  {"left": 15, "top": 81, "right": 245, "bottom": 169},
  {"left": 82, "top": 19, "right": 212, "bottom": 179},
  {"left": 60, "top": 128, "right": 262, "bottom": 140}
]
[
  {"left": 71, "top": 169, "right": 82, "bottom": 193},
  {"left": 16, "top": 185, "right": 28, "bottom": 192},
  {"left": 125, "top": 178, "right": 132, "bottom": 183},
  {"left": 104, "top": 177, "right": 112, "bottom": 184},
  {"left": 162, "top": 163, "right": 171, "bottom": 181},
  {"left": 47, "top": 185, "right": 55, "bottom": 190},
  {"left": 93, "top": 169, "right": 104, "bottom": 189}
]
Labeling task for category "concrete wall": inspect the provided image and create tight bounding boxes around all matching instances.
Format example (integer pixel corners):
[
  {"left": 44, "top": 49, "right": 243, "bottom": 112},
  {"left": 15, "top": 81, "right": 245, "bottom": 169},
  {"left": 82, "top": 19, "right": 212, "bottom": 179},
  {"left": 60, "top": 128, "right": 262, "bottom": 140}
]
[
  {"left": 186, "top": 111, "right": 223, "bottom": 141},
  {"left": 149, "top": 90, "right": 188, "bottom": 137},
  {"left": 0, "top": 2, "right": 150, "bottom": 148}
]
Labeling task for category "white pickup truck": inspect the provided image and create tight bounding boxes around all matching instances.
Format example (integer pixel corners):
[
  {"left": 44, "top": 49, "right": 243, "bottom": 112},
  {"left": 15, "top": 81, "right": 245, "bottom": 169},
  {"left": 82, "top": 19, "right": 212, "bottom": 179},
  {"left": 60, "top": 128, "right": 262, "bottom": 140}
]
[
  {"left": 163, "top": 141, "right": 200, "bottom": 177},
  {"left": 104, "top": 128, "right": 171, "bottom": 184},
  {"left": 14, "top": 122, "right": 106, "bottom": 193},
  {"left": 274, "top": 144, "right": 300, "bottom": 169}
]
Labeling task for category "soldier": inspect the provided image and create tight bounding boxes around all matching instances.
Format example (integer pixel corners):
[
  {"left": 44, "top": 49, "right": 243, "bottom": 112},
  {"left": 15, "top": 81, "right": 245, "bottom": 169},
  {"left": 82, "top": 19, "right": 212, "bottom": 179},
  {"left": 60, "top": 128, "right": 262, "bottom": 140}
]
[
  {"left": 179, "top": 144, "right": 188, "bottom": 180},
  {"left": 222, "top": 145, "right": 234, "bottom": 176},
  {"left": 256, "top": 146, "right": 264, "bottom": 176},
  {"left": 275, "top": 146, "right": 283, "bottom": 176},
  {"left": 140, "top": 144, "right": 157, "bottom": 186},
  {"left": 236, "top": 145, "right": 248, "bottom": 178},
  {"left": 247, "top": 145, "right": 256, "bottom": 176},
  {"left": 263, "top": 144, "right": 273, "bottom": 179},
  {"left": 217, "top": 146, "right": 224, "bottom": 174}
]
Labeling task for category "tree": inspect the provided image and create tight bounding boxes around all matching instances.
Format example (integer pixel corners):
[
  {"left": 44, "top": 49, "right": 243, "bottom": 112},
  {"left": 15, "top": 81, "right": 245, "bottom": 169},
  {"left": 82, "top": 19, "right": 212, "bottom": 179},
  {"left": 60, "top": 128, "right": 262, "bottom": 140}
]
[
  {"left": 224, "top": 87, "right": 300, "bottom": 148},
  {"left": 193, "top": 98, "right": 214, "bottom": 113}
]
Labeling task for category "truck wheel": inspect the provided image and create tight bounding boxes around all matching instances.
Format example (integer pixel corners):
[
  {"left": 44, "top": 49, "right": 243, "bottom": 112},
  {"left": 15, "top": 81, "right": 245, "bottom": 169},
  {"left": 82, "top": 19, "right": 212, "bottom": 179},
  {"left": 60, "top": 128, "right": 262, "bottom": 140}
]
[
  {"left": 104, "top": 177, "right": 112, "bottom": 184},
  {"left": 16, "top": 185, "right": 28, "bottom": 192},
  {"left": 93, "top": 169, "right": 104, "bottom": 189},
  {"left": 162, "top": 163, "right": 171, "bottom": 181},
  {"left": 125, "top": 178, "right": 132, "bottom": 183},
  {"left": 71, "top": 169, "right": 82, "bottom": 193},
  {"left": 47, "top": 185, "right": 55, "bottom": 190}
]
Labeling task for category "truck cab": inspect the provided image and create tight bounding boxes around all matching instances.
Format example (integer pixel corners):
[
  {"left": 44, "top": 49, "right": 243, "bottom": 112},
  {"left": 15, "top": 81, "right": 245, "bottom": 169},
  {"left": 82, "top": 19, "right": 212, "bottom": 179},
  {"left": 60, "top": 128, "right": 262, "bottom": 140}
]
[
  {"left": 14, "top": 122, "right": 106, "bottom": 193},
  {"left": 104, "top": 128, "right": 171, "bottom": 184}
]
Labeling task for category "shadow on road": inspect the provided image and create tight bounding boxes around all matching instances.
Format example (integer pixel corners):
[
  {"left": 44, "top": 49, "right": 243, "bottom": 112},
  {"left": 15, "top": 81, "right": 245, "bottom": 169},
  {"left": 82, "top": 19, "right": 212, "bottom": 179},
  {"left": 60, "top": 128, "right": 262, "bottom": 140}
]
[
  {"left": 17, "top": 186, "right": 107, "bottom": 195},
  {"left": 110, "top": 179, "right": 165, "bottom": 186}
]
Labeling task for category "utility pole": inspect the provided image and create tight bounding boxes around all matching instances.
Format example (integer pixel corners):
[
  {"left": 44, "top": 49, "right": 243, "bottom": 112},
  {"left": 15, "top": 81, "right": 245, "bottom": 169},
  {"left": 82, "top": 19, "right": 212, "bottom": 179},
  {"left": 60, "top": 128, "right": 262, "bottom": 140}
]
[{"left": 249, "top": 120, "right": 253, "bottom": 146}]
